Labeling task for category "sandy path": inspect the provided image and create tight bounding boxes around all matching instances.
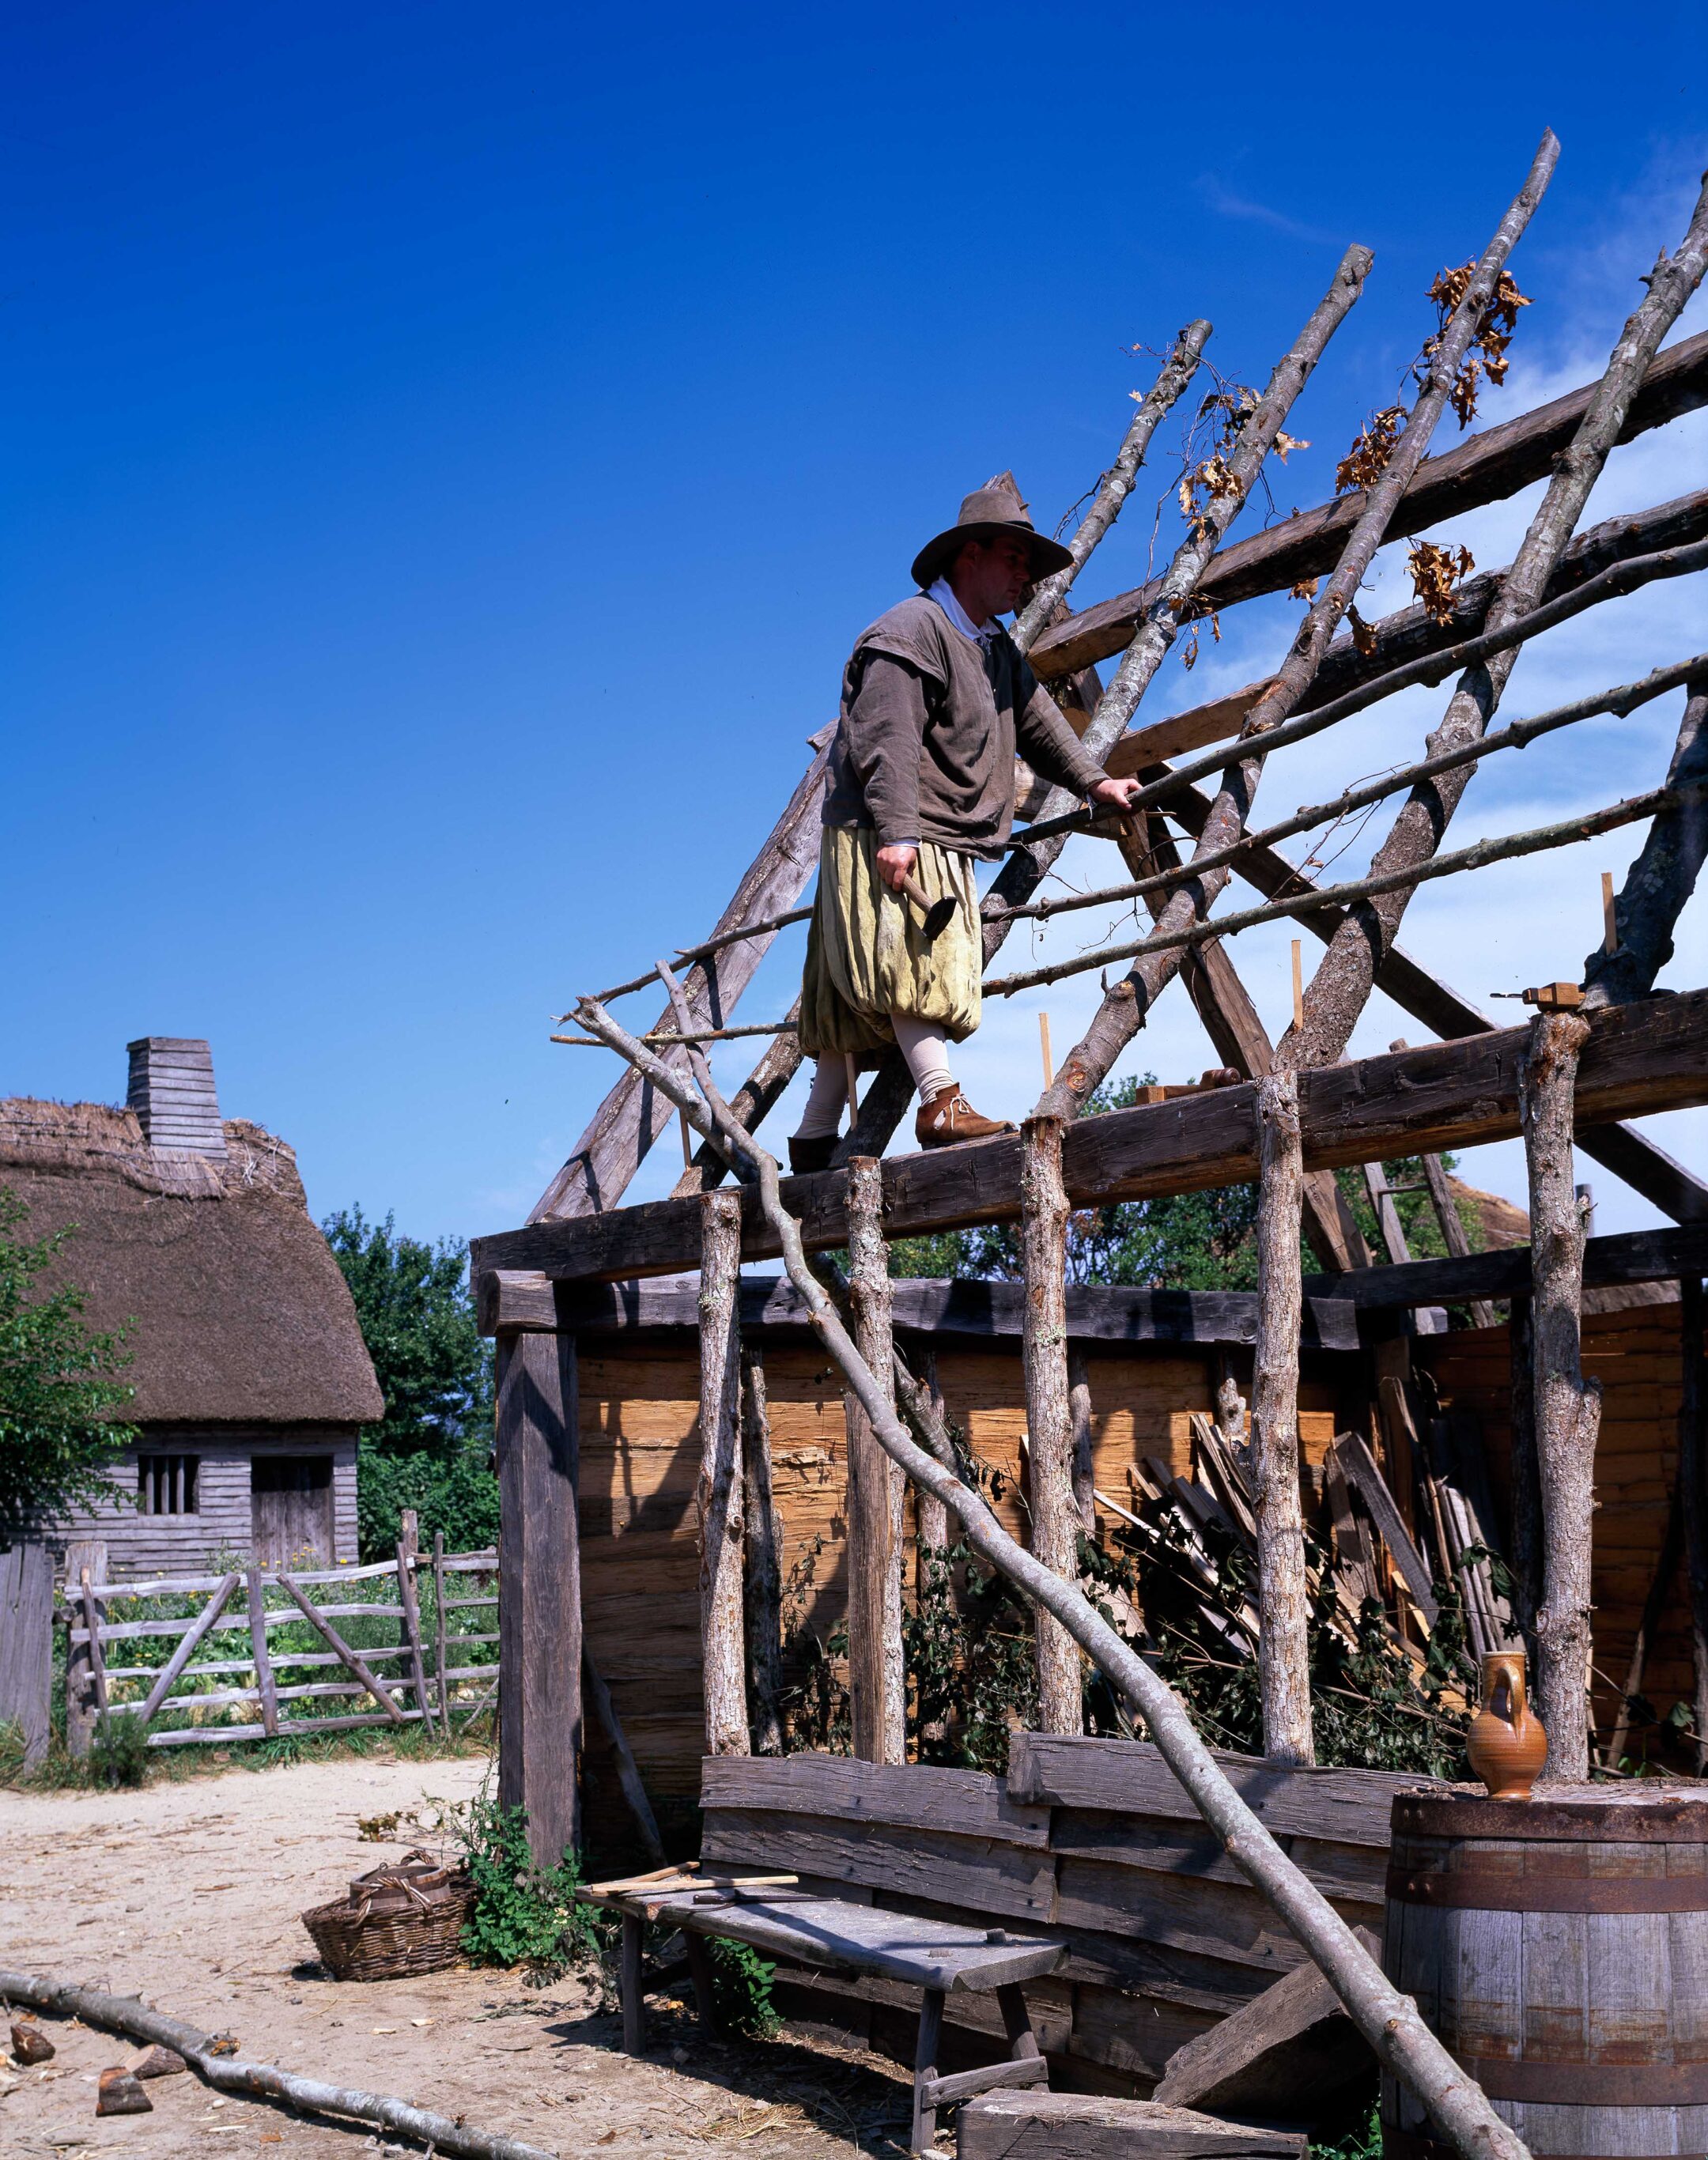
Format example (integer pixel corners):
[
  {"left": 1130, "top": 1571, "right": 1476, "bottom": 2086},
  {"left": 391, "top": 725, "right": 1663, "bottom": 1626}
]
[{"left": 0, "top": 1755, "right": 911, "bottom": 2158}]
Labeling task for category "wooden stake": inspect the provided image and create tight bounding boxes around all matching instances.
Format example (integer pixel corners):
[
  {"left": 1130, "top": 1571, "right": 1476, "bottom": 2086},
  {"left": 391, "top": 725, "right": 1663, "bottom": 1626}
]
[
  {"left": 246, "top": 1569, "right": 279, "bottom": 1739},
  {"left": 431, "top": 1531, "right": 449, "bottom": 1729},
  {"left": 679, "top": 1108, "right": 693, "bottom": 1168},
  {"left": 844, "top": 1156, "right": 904, "bottom": 1764},
  {"left": 1253, "top": 1071, "right": 1312, "bottom": 1765},
  {"left": 697, "top": 1189, "right": 749, "bottom": 1758},
  {"left": 1038, "top": 1012, "right": 1053, "bottom": 1089},
  {"left": 1680, "top": 1275, "right": 1708, "bottom": 1773},
  {"left": 1521, "top": 1010, "right": 1604, "bottom": 1779},
  {"left": 396, "top": 1541, "right": 435, "bottom": 1738},
  {"left": 740, "top": 1343, "right": 785, "bottom": 1755},
  {"left": 1603, "top": 868, "right": 1618, "bottom": 955},
  {"left": 845, "top": 1053, "right": 860, "bottom": 1119},
  {"left": 1020, "top": 1116, "right": 1082, "bottom": 1735},
  {"left": 1291, "top": 941, "right": 1304, "bottom": 1032}
]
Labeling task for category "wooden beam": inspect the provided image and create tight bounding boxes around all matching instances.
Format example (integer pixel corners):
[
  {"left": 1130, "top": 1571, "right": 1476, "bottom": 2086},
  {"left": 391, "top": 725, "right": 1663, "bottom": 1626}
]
[
  {"left": 1105, "top": 484, "right": 1708, "bottom": 774},
  {"left": 1029, "top": 328, "right": 1708, "bottom": 679},
  {"left": 476, "top": 1268, "right": 1365, "bottom": 1348},
  {"left": 469, "top": 990, "right": 1708, "bottom": 1289},
  {"left": 496, "top": 1328, "right": 584, "bottom": 1864},
  {"left": 1304, "top": 1221, "right": 1708, "bottom": 1312}
]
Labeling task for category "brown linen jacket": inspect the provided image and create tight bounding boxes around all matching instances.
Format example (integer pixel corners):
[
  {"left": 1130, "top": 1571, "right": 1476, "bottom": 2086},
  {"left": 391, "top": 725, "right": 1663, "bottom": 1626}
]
[{"left": 821, "top": 594, "right": 1106, "bottom": 859}]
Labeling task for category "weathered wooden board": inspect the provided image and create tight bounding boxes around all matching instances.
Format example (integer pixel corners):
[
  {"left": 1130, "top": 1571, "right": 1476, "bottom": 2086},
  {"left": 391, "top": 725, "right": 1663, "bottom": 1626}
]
[
  {"left": 1008, "top": 1735, "right": 1439, "bottom": 1848},
  {"left": 1052, "top": 1854, "right": 1332, "bottom": 1975},
  {"left": 700, "top": 1753, "right": 1051, "bottom": 1847},
  {"left": 699, "top": 1808, "right": 1057, "bottom": 1922},
  {"left": 1152, "top": 1928, "right": 1379, "bottom": 2115},
  {"left": 470, "top": 991, "right": 1708, "bottom": 1287},
  {"left": 958, "top": 2092, "right": 1309, "bottom": 2159},
  {"left": 1047, "top": 1807, "right": 1387, "bottom": 1905},
  {"left": 1027, "top": 329, "right": 1708, "bottom": 678},
  {"left": 0, "top": 1544, "right": 53, "bottom": 1769}
]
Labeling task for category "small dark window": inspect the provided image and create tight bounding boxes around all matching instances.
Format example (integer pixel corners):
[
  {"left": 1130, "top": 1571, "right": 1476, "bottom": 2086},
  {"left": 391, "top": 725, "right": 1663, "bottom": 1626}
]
[{"left": 138, "top": 1453, "right": 199, "bottom": 1515}]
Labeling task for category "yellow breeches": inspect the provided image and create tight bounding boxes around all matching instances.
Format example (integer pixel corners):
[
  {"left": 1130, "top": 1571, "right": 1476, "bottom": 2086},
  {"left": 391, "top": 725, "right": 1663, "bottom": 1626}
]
[{"left": 798, "top": 827, "right": 981, "bottom": 1058}]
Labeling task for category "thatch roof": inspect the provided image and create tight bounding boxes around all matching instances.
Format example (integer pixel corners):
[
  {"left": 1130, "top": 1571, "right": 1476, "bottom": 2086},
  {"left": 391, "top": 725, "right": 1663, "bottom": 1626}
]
[{"left": 0, "top": 1099, "right": 384, "bottom": 1427}]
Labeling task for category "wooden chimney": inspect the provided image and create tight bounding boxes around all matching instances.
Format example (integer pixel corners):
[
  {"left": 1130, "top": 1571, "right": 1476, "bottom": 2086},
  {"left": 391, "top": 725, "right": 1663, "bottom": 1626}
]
[{"left": 126, "top": 1037, "right": 227, "bottom": 1160}]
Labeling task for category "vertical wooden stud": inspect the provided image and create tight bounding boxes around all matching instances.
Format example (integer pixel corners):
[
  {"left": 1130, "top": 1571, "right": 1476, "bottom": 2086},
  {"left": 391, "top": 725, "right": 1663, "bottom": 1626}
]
[
  {"left": 1291, "top": 939, "right": 1305, "bottom": 1031},
  {"left": 1038, "top": 1011, "right": 1054, "bottom": 1089},
  {"left": 1521, "top": 1010, "right": 1603, "bottom": 1780},
  {"left": 1020, "top": 1115, "right": 1082, "bottom": 1736},
  {"left": 679, "top": 1108, "right": 693, "bottom": 1169},
  {"left": 1253, "top": 1071, "right": 1313, "bottom": 1765},
  {"left": 844, "top": 1053, "right": 860, "bottom": 1119},
  {"left": 741, "top": 1343, "right": 785, "bottom": 1755},
  {"left": 845, "top": 1156, "right": 905, "bottom": 1764},
  {"left": 697, "top": 1190, "right": 750, "bottom": 1758},
  {"left": 1602, "top": 869, "right": 1618, "bottom": 955},
  {"left": 496, "top": 1327, "right": 584, "bottom": 1864}
]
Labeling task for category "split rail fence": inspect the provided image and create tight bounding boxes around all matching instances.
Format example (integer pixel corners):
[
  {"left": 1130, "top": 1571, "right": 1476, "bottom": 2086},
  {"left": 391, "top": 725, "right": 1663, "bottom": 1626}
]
[{"left": 62, "top": 1535, "right": 498, "bottom": 1751}]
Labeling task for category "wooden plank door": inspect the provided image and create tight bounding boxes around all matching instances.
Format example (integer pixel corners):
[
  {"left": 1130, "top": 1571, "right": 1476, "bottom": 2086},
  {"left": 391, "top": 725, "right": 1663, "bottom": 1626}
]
[{"left": 251, "top": 1456, "right": 335, "bottom": 1569}]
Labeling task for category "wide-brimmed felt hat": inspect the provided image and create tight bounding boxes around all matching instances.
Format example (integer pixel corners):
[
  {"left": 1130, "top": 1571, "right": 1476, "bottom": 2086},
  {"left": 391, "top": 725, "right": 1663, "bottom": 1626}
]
[{"left": 910, "top": 473, "right": 1075, "bottom": 590}]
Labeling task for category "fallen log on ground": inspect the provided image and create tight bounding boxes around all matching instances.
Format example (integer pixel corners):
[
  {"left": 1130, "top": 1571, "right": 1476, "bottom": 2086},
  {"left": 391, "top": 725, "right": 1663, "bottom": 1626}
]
[
  {"left": 0, "top": 1969, "right": 554, "bottom": 2160},
  {"left": 572, "top": 985, "right": 1534, "bottom": 2160}
]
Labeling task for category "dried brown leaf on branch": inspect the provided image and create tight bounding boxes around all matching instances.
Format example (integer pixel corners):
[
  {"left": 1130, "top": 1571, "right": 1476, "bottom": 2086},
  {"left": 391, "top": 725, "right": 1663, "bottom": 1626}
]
[
  {"left": 1335, "top": 403, "right": 1406, "bottom": 495},
  {"left": 1414, "top": 262, "right": 1533, "bottom": 427},
  {"left": 1177, "top": 453, "right": 1239, "bottom": 531},
  {"left": 1178, "top": 611, "right": 1222, "bottom": 672},
  {"left": 1407, "top": 538, "right": 1476, "bottom": 623},
  {"left": 1345, "top": 605, "right": 1379, "bottom": 659},
  {"left": 1290, "top": 576, "right": 1321, "bottom": 601},
  {"left": 1273, "top": 431, "right": 1309, "bottom": 462}
]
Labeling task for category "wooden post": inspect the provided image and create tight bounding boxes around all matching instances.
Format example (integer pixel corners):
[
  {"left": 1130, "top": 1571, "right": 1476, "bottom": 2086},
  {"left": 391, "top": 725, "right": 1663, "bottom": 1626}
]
[
  {"left": 396, "top": 1539, "right": 434, "bottom": 1737},
  {"left": 0, "top": 1543, "right": 53, "bottom": 1770},
  {"left": 845, "top": 1156, "right": 905, "bottom": 1764},
  {"left": 1521, "top": 1011, "right": 1604, "bottom": 1780},
  {"left": 1253, "top": 1071, "right": 1313, "bottom": 1765},
  {"left": 915, "top": 1349, "right": 950, "bottom": 1562},
  {"left": 1068, "top": 1349, "right": 1096, "bottom": 1536},
  {"left": 697, "top": 1190, "right": 749, "bottom": 1758},
  {"left": 1680, "top": 1276, "right": 1708, "bottom": 1772},
  {"left": 63, "top": 1538, "right": 106, "bottom": 1758},
  {"left": 431, "top": 1531, "right": 449, "bottom": 1727},
  {"left": 246, "top": 1568, "right": 279, "bottom": 1738},
  {"left": 496, "top": 1327, "right": 584, "bottom": 1864},
  {"left": 1021, "top": 1116, "right": 1082, "bottom": 1735},
  {"left": 740, "top": 1344, "right": 785, "bottom": 1755}
]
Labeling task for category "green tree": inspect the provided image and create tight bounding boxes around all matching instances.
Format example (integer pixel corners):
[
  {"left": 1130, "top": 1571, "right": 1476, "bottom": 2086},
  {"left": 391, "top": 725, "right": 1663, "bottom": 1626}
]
[
  {"left": 0, "top": 1187, "right": 135, "bottom": 1529},
  {"left": 322, "top": 1207, "right": 497, "bottom": 1558}
]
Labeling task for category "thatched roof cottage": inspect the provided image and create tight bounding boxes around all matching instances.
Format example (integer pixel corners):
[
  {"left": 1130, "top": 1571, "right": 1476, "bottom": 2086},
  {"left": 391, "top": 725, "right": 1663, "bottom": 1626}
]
[{"left": 2, "top": 1039, "right": 381, "bottom": 1576}]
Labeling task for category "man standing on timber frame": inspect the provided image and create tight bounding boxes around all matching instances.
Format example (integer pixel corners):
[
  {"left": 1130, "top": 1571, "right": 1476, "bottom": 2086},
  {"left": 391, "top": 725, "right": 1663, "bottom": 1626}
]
[{"left": 790, "top": 476, "right": 1146, "bottom": 1173}]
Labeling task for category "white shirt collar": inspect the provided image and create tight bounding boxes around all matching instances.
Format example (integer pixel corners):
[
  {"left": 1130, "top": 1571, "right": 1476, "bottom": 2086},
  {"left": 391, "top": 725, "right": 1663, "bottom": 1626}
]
[{"left": 927, "top": 576, "right": 1001, "bottom": 648}]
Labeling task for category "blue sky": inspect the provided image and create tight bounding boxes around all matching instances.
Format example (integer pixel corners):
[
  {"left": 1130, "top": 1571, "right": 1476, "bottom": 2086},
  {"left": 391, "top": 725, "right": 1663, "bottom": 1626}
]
[{"left": 5, "top": 3, "right": 1707, "bottom": 1248}]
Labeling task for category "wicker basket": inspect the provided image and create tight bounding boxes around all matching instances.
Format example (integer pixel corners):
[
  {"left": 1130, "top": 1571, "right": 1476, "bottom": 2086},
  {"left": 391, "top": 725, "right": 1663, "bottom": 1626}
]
[{"left": 300, "top": 1849, "right": 474, "bottom": 1981}]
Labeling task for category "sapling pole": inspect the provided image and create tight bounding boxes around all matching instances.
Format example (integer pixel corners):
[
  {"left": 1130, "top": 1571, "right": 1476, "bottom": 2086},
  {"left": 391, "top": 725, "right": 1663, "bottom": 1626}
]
[
  {"left": 1020, "top": 1116, "right": 1083, "bottom": 1735},
  {"left": 1583, "top": 677, "right": 1708, "bottom": 1006},
  {"left": 1287, "top": 173, "right": 1708, "bottom": 1071},
  {"left": 571, "top": 985, "right": 1535, "bottom": 2160},
  {"left": 1253, "top": 1073, "right": 1312, "bottom": 1764},
  {"left": 1038, "top": 138, "right": 1558, "bottom": 1120},
  {"left": 844, "top": 1155, "right": 905, "bottom": 1764},
  {"left": 1522, "top": 1013, "right": 1604, "bottom": 1780},
  {"left": 697, "top": 1188, "right": 750, "bottom": 1758}
]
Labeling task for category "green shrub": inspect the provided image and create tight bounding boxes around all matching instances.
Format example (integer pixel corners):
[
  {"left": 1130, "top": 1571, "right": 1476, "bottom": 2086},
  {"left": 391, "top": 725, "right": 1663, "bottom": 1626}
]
[
  {"left": 457, "top": 1797, "right": 599, "bottom": 1981},
  {"left": 705, "top": 1936, "right": 779, "bottom": 2037},
  {"left": 89, "top": 1709, "right": 150, "bottom": 1788}
]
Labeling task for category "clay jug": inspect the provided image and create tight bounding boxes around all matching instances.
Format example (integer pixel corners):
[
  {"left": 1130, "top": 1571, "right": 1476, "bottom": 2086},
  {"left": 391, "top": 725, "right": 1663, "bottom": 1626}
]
[{"left": 1467, "top": 1648, "right": 1547, "bottom": 1799}]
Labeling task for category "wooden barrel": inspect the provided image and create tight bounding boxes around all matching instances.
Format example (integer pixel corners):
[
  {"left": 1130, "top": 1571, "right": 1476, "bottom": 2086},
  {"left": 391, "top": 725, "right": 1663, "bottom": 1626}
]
[{"left": 1385, "top": 1785, "right": 1708, "bottom": 2160}]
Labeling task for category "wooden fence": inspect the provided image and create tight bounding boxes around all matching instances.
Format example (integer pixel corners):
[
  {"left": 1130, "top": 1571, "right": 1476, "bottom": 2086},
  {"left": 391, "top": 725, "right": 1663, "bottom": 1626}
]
[{"left": 62, "top": 1537, "right": 498, "bottom": 1750}]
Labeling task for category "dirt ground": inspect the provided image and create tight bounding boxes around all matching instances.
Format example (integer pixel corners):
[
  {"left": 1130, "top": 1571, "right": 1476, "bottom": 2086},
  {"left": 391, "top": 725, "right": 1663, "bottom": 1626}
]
[{"left": 0, "top": 1754, "right": 918, "bottom": 2159}]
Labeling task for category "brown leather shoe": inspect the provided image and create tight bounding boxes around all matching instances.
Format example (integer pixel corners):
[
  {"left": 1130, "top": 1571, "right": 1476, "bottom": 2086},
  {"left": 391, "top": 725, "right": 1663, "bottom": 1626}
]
[
  {"left": 788, "top": 1135, "right": 839, "bottom": 1175},
  {"left": 914, "top": 1086, "right": 1015, "bottom": 1149}
]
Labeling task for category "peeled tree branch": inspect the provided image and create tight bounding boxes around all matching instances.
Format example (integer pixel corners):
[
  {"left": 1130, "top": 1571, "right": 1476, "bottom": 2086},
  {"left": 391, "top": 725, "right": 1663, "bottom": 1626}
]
[
  {"left": 1037, "top": 134, "right": 1560, "bottom": 1121},
  {"left": 985, "top": 780, "right": 1708, "bottom": 999},
  {"left": 1286, "top": 168, "right": 1708, "bottom": 1071},
  {"left": 569, "top": 985, "right": 1533, "bottom": 2160}
]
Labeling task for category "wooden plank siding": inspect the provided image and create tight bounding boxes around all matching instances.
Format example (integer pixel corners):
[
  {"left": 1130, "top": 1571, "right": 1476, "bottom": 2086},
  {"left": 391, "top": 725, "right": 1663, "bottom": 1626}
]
[
  {"left": 53, "top": 1429, "right": 360, "bottom": 1577},
  {"left": 1417, "top": 1300, "right": 1698, "bottom": 1743},
  {"left": 573, "top": 1340, "right": 1345, "bottom": 1828}
]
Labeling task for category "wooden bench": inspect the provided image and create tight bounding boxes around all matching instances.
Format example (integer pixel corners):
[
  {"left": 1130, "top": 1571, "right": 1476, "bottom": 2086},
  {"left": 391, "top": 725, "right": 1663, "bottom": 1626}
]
[{"left": 578, "top": 1863, "right": 1064, "bottom": 2153}]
